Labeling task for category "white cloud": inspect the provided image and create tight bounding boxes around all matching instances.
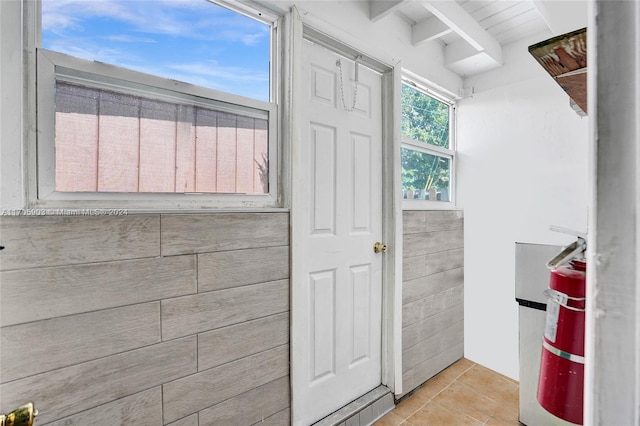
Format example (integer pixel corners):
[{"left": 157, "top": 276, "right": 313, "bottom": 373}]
[
  {"left": 105, "top": 35, "right": 157, "bottom": 43},
  {"left": 41, "top": 0, "right": 270, "bottom": 101},
  {"left": 241, "top": 32, "right": 268, "bottom": 46},
  {"left": 42, "top": 0, "right": 138, "bottom": 32},
  {"left": 42, "top": 0, "right": 268, "bottom": 43},
  {"left": 168, "top": 62, "right": 269, "bottom": 83},
  {"left": 45, "top": 39, "right": 131, "bottom": 65},
  {"left": 41, "top": 12, "right": 77, "bottom": 33},
  {"left": 101, "top": 61, "right": 269, "bottom": 100}
]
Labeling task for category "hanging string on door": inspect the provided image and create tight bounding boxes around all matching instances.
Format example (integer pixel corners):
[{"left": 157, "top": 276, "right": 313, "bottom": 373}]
[{"left": 336, "top": 55, "right": 362, "bottom": 112}]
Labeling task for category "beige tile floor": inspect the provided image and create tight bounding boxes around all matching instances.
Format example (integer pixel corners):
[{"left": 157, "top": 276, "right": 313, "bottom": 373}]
[{"left": 374, "top": 358, "right": 520, "bottom": 426}]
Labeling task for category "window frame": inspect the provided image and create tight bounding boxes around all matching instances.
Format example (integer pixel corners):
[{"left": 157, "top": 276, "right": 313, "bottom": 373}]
[
  {"left": 400, "top": 75, "right": 457, "bottom": 210},
  {"left": 27, "top": 0, "right": 282, "bottom": 211}
]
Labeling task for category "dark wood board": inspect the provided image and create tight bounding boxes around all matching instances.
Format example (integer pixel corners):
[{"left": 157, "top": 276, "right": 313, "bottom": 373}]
[{"left": 529, "top": 28, "right": 587, "bottom": 114}]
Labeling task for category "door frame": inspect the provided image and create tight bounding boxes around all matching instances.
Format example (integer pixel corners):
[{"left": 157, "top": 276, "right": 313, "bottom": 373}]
[{"left": 287, "top": 9, "right": 403, "bottom": 424}]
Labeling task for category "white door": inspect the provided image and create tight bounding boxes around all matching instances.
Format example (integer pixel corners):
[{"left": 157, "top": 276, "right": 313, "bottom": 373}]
[{"left": 293, "top": 39, "right": 384, "bottom": 425}]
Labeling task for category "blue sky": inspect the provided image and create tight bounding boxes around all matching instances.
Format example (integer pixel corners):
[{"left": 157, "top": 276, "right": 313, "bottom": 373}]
[{"left": 41, "top": 0, "right": 271, "bottom": 101}]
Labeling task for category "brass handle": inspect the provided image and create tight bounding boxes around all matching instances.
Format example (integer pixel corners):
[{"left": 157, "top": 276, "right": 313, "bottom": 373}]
[
  {"left": 0, "top": 402, "right": 37, "bottom": 426},
  {"left": 373, "top": 242, "right": 387, "bottom": 254}
]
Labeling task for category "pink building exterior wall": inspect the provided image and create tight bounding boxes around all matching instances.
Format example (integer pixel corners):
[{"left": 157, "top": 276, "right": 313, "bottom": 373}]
[{"left": 55, "top": 82, "right": 268, "bottom": 194}]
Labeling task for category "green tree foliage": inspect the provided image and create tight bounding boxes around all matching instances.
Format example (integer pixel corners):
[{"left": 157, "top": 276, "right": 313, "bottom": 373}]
[
  {"left": 401, "top": 149, "right": 450, "bottom": 193},
  {"left": 401, "top": 84, "right": 450, "bottom": 198},
  {"left": 401, "top": 85, "right": 449, "bottom": 147}
]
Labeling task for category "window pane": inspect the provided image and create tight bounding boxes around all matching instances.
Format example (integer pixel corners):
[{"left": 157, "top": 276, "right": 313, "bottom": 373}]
[
  {"left": 401, "top": 148, "right": 450, "bottom": 201},
  {"left": 54, "top": 81, "right": 269, "bottom": 194},
  {"left": 401, "top": 84, "right": 449, "bottom": 148},
  {"left": 42, "top": 0, "right": 270, "bottom": 102}
]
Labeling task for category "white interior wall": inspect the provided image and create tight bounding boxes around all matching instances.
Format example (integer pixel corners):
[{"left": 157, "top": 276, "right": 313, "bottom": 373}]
[{"left": 456, "top": 33, "right": 589, "bottom": 380}]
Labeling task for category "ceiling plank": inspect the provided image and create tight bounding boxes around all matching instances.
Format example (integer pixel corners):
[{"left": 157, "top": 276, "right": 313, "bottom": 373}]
[
  {"left": 468, "top": 1, "right": 522, "bottom": 23},
  {"left": 491, "top": 11, "right": 548, "bottom": 45},
  {"left": 412, "top": 16, "right": 453, "bottom": 45},
  {"left": 369, "top": 0, "right": 410, "bottom": 22},
  {"left": 417, "top": 1, "right": 503, "bottom": 69},
  {"left": 531, "top": 0, "right": 588, "bottom": 35},
  {"left": 480, "top": 2, "right": 534, "bottom": 30}
]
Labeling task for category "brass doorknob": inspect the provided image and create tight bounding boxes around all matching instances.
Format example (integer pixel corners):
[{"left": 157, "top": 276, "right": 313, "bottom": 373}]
[
  {"left": 373, "top": 242, "right": 387, "bottom": 254},
  {"left": 0, "top": 402, "right": 37, "bottom": 426}
]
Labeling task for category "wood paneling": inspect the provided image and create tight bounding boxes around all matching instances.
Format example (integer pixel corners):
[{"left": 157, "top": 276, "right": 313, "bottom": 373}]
[
  {"left": 166, "top": 414, "right": 198, "bottom": 426},
  {"left": 1, "top": 302, "right": 160, "bottom": 383},
  {"left": 403, "top": 303, "right": 464, "bottom": 351},
  {"left": 401, "top": 343, "right": 464, "bottom": 395},
  {"left": 254, "top": 408, "right": 291, "bottom": 425},
  {"left": 0, "top": 215, "right": 160, "bottom": 271},
  {"left": 403, "top": 267, "right": 464, "bottom": 305},
  {"left": 402, "top": 253, "right": 427, "bottom": 281},
  {"left": 198, "top": 312, "right": 289, "bottom": 371},
  {"left": 0, "top": 337, "right": 196, "bottom": 424},
  {"left": 198, "top": 376, "right": 290, "bottom": 426},
  {"left": 424, "top": 211, "right": 464, "bottom": 232},
  {"left": 45, "top": 387, "right": 162, "bottom": 426},
  {"left": 0, "top": 255, "right": 196, "bottom": 327},
  {"left": 162, "top": 344, "right": 289, "bottom": 424},
  {"left": 198, "top": 246, "right": 289, "bottom": 292},
  {"left": 403, "top": 210, "right": 463, "bottom": 234},
  {"left": 161, "top": 280, "right": 289, "bottom": 341},
  {"left": 403, "top": 248, "right": 464, "bottom": 281},
  {"left": 402, "top": 285, "right": 463, "bottom": 328},
  {"left": 401, "top": 210, "right": 464, "bottom": 395},
  {"left": 403, "top": 228, "right": 463, "bottom": 257},
  {"left": 0, "top": 212, "right": 290, "bottom": 425},
  {"left": 161, "top": 213, "right": 289, "bottom": 256},
  {"left": 403, "top": 211, "right": 426, "bottom": 234},
  {"left": 402, "top": 321, "right": 464, "bottom": 371}
]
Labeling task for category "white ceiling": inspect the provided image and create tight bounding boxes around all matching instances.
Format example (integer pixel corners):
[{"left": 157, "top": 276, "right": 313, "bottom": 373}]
[{"left": 369, "top": 0, "right": 587, "bottom": 77}]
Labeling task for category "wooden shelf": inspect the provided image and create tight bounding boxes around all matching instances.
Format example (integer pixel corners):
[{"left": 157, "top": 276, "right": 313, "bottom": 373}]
[{"left": 529, "top": 28, "right": 587, "bottom": 115}]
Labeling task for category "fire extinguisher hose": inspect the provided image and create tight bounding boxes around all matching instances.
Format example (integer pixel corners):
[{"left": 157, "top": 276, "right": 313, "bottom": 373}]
[{"left": 544, "top": 288, "right": 586, "bottom": 312}]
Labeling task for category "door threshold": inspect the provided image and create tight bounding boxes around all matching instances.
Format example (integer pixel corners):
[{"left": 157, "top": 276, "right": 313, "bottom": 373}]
[{"left": 312, "top": 385, "right": 394, "bottom": 426}]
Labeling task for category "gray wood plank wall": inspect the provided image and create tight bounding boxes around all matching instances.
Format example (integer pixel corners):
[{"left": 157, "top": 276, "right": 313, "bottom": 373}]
[
  {"left": 401, "top": 210, "right": 464, "bottom": 396},
  {"left": 0, "top": 213, "right": 290, "bottom": 426}
]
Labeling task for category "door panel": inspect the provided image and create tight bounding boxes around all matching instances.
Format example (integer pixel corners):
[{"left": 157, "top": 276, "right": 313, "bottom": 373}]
[
  {"left": 310, "top": 269, "right": 336, "bottom": 383},
  {"left": 350, "top": 264, "right": 372, "bottom": 364},
  {"left": 294, "top": 39, "right": 384, "bottom": 425},
  {"left": 351, "top": 133, "right": 373, "bottom": 232},
  {"left": 310, "top": 123, "right": 337, "bottom": 235}
]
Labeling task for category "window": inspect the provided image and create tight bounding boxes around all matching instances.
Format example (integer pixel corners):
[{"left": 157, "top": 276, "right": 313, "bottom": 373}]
[
  {"left": 401, "top": 80, "right": 455, "bottom": 207},
  {"left": 33, "top": 0, "right": 279, "bottom": 209}
]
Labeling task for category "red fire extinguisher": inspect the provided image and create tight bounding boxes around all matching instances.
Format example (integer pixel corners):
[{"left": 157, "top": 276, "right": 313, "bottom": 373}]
[{"left": 537, "top": 237, "right": 586, "bottom": 425}]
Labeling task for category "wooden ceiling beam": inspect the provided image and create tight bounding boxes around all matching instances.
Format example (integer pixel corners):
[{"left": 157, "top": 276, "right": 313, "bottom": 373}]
[
  {"left": 412, "top": 16, "right": 453, "bottom": 45},
  {"left": 416, "top": 1, "right": 503, "bottom": 68},
  {"left": 369, "top": 0, "right": 410, "bottom": 22}
]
